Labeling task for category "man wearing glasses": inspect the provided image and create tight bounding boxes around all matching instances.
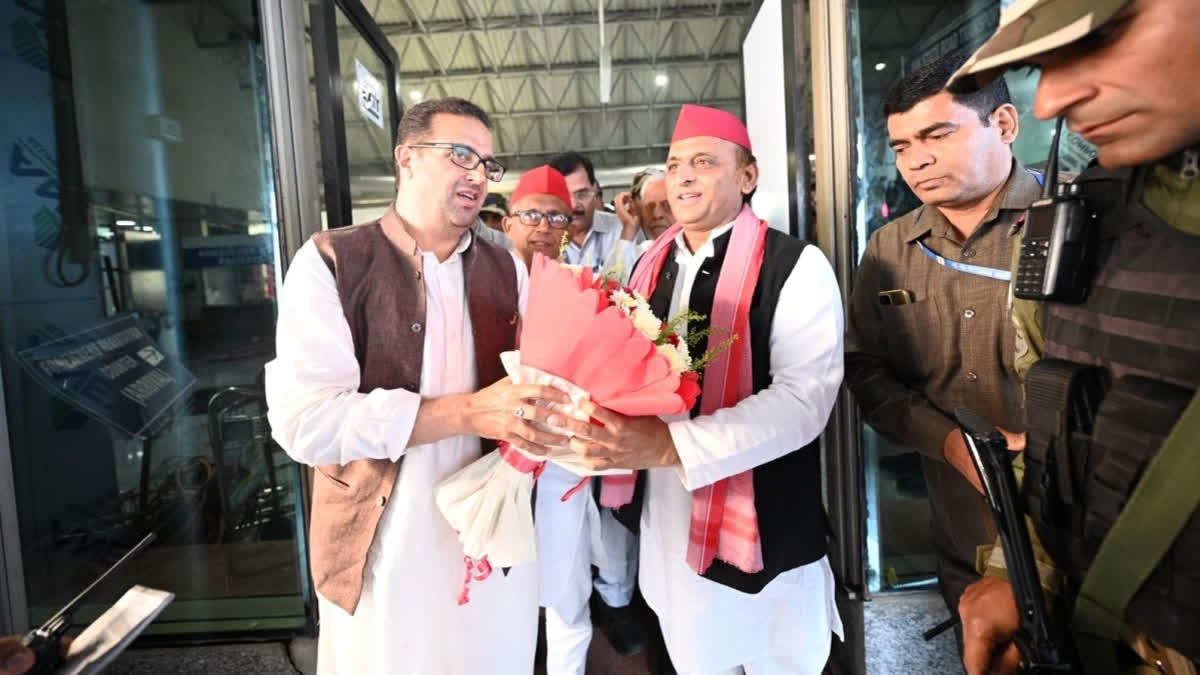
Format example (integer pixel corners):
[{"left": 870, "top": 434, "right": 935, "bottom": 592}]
[
  {"left": 550, "top": 152, "right": 642, "bottom": 283},
  {"left": 497, "top": 164, "right": 616, "bottom": 674},
  {"left": 266, "top": 98, "right": 589, "bottom": 674},
  {"left": 501, "top": 165, "right": 572, "bottom": 270},
  {"left": 547, "top": 156, "right": 653, "bottom": 657}
]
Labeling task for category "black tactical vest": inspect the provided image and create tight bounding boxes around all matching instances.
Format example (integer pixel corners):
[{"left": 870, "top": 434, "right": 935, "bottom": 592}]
[{"left": 1022, "top": 163, "right": 1200, "bottom": 661}]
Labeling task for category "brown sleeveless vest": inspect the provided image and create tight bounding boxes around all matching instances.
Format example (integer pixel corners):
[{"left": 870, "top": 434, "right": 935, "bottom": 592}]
[{"left": 306, "top": 208, "right": 518, "bottom": 614}]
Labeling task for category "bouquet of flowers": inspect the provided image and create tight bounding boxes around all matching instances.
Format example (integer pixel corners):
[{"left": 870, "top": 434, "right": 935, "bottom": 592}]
[{"left": 436, "top": 253, "right": 708, "bottom": 583}]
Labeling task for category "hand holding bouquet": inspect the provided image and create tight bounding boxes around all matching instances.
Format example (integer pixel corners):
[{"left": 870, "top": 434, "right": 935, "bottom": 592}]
[{"left": 436, "top": 253, "right": 704, "bottom": 577}]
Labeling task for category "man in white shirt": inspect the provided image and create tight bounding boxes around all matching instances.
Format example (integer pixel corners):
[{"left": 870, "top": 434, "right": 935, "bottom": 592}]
[
  {"left": 500, "top": 164, "right": 618, "bottom": 675},
  {"left": 547, "top": 152, "right": 651, "bottom": 657},
  {"left": 264, "top": 97, "right": 590, "bottom": 674},
  {"left": 550, "top": 152, "right": 641, "bottom": 283},
  {"left": 571, "top": 104, "right": 845, "bottom": 675}
]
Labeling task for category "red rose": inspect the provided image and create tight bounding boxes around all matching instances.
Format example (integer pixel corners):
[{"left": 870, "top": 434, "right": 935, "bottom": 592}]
[{"left": 676, "top": 370, "right": 702, "bottom": 410}]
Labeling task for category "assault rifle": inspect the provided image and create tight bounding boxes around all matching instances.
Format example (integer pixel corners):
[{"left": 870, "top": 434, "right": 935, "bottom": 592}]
[{"left": 955, "top": 407, "right": 1078, "bottom": 673}]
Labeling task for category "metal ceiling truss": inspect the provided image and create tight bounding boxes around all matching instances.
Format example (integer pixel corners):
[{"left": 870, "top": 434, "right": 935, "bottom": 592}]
[{"left": 381, "top": 0, "right": 748, "bottom": 169}]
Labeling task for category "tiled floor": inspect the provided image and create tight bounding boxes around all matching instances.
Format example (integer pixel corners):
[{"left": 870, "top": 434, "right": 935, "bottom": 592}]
[
  {"left": 108, "top": 643, "right": 301, "bottom": 675},
  {"left": 108, "top": 591, "right": 962, "bottom": 674}
]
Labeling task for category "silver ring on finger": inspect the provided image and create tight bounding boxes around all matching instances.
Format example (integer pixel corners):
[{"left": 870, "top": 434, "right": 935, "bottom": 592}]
[{"left": 513, "top": 406, "right": 525, "bottom": 418}]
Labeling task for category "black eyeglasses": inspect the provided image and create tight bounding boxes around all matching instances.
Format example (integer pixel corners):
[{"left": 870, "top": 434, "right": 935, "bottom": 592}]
[
  {"left": 512, "top": 209, "right": 570, "bottom": 229},
  {"left": 408, "top": 142, "right": 506, "bottom": 182}
]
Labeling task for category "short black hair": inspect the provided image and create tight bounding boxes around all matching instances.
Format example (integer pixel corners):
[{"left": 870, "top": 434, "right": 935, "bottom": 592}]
[
  {"left": 397, "top": 97, "right": 491, "bottom": 145},
  {"left": 737, "top": 146, "right": 757, "bottom": 204},
  {"left": 882, "top": 50, "right": 1011, "bottom": 126},
  {"left": 549, "top": 152, "right": 598, "bottom": 187}
]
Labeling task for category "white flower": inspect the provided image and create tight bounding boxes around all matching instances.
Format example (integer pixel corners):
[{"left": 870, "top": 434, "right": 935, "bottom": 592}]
[
  {"left": 632, "top": 295, "right": 654, "bottom": 319},
  {"left": 562, "top": 263, "right": 586, "bottom": 276},
  {"left": 675, "top": 337, "right": 691, "bottom": 363},
  {"left": 610, "top": 289, "right": 638, "bottom": 314},
  {"left": 656, "top": 342, "right": 692, "bottom": 373},
  {"left": 631, "top": 307, "right": 663, "bottom": 341}
]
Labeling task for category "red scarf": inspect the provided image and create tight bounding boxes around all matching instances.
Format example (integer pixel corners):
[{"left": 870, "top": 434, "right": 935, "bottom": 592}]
[{"left": 600, "top": 204, "right": 766, "bottom": 575}]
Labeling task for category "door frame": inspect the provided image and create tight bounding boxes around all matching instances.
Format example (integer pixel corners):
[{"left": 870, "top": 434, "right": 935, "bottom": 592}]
[
  {"left": 309, "top": 0, "right": 402, "bottom": 230},
  {"left": 0, "top": 361, "right": 29, "bottom": 635},
  {"left": 810, "top": 0, "right": 868, "bottom": 672}
]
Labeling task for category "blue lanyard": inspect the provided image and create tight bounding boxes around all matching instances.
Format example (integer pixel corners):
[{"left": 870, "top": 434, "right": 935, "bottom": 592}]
[
  {"left": 916, "top": 240, "right": 1012, "bottom": 281},
  {"left": 909, "top": 168, "right": 1040, "bottom": 284}
]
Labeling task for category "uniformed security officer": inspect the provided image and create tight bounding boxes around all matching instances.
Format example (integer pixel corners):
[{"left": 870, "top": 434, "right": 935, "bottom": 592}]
[{"left": 948, "top": 1, "right": 1200, "bottom": 674}]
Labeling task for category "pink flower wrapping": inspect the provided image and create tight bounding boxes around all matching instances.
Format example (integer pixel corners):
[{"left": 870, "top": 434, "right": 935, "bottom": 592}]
[
  {"left": 520, "top": 253, "right": 693, "bottom": 416},
  {"left": 435, "top": 253, "right": 698, "bottom": 583}
]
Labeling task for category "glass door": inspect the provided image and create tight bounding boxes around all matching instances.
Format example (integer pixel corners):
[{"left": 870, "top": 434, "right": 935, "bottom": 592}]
[
  {"left": 308, "top": 0, "right": 401, "bottom": 230},
  {"left": 1, "top": 0, "right": 312, "bottom": 638}
]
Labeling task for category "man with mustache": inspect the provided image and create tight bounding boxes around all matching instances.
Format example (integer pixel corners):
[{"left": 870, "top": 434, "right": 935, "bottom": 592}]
[
  {"left": 572, "top": 104, "right": 845, "bottom": 674},
  {"left": 843, "top": 50, "right": 1040, "bottom": 645},
  {"left": 615, "top": 168, "right": 674, "bottom": 254},
  {"left": 499, "top": 164, "right": 643, "bottom": 674},
  {"left": 550, "top": 152, "right": 642, "bottom": 283},
  {"left": 264, "top": 98, "right": 590, "bottom": 674},
  {"left": 547, "top": 153, "right": 652, "bottom": 658},
  {"left": 948, "top": 1, "right": 1200, "bottom": 673}
]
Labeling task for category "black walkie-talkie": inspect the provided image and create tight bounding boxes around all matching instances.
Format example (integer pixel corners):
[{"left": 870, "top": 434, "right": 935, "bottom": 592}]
[
  {"left": 20, "top": 532, "right": 156, "bottom": 674},
  {"left": 1013, "top": 117, "right": 1096, "bottom": 303}
]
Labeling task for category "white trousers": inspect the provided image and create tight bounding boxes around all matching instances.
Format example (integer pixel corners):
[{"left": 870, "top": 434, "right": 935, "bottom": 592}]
[
  {"left": 537, "top": 466, "right": 597, "bottom": 675},
  {"left": 537, "top": 467, "right": 643, "bottom": 675},
  {"left": 544, "top": 602, "right": 593, "bottom": 675}
]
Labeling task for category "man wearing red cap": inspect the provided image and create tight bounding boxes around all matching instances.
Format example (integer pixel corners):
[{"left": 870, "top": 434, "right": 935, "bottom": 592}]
[
  {"left": 502, "top": 164, "right": 590, "bottom": 675},
  {"left": 571, "top": 104, "right": 845, "bottom": 674},
  {"left": 501, "top": 165, "right": 636, "bottom": 675},
  {"left": 502, "top": 165, "right": 572, "bottom": 270}
]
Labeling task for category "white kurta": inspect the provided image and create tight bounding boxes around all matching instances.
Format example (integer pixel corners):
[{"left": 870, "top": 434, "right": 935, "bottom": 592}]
[
  {"left": 639, "top": 225, "right": 846, "bottom": 675},
  {"left": 265, "top": 234, "right": 538, "bottom": 675}
]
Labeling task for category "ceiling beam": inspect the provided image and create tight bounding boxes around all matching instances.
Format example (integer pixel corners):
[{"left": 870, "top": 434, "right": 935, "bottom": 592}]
[
  {"left": 334, "top": 98, "right": 741, "bottom": 129},
  {"left": 350, "top": 143, "right": 672, "bottom": 168},
  {"left": 359, "top": 3, "right": 751, "bottom": 38},
  {"left": 397, "top": 53, "right": 741, "bottom": 84}
]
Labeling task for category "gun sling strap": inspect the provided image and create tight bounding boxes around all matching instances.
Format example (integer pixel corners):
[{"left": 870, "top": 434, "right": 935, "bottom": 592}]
[{"left": 1072, "top": 390, "right": 1200, "bottom": 674}]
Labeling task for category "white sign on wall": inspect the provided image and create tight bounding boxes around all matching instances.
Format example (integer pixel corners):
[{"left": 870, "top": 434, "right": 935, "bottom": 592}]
[{"left": 355, "top": 59, "right": 384, "bottom": 129}]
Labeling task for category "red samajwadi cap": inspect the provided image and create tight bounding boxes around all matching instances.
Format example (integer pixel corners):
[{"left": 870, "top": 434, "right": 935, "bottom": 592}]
[
  {"left": 670, "top": 104, "right": 752, "bottom": 153},
  {"left": 509, "top": 165, "right": 572, "bottom": 211}
]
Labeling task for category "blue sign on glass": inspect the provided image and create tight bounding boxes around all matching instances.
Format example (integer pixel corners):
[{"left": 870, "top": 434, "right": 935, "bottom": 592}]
[
  {"left": 181, "top": 234, "right": 274, "bottom": 269},
  {"left": 15, "top": 314, "right": 196, "bottom": 438}
]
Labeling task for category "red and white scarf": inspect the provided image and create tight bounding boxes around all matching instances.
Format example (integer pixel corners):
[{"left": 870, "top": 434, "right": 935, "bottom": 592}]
[{"left": 600, "top": 204, "right": 766, "bottom": 575}]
